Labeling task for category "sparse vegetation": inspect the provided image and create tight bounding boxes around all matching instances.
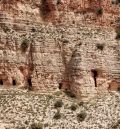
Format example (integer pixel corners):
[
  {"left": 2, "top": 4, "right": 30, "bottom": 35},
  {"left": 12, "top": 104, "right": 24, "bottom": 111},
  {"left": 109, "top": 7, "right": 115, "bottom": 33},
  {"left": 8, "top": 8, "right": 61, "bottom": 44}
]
[
  {"left": 25, "top": 120, "right": 28, "bottom": 125},
  {"left": 21, "top": 38, "right": 29, "bottom": 52},
  {"left": 111, "top": 119, "right": 120, "bottom": 129},
  {"left": 70, "top": 104, "right": 77, "bottom": 111},
  {"left": 1, "top": 25, "right": 10, "bottom": 33},
  {"left": 96, "top": 8, "right": 103, "bottom": 15},
  {"left": 54, "top": 100, "right": 63, "bottom": 108},
  {"left": 47, "top": 95, "right": 53, "bottom": 99},
  {"left": 0, "top": 89, "right": 119, "bottom": 128},
  {"left": 31, "top": 27, "right": 36, "bottom": 32},
  {"left": 62, "top": 39, "right": 69, "bottom": 43},
  {"left": 53, "top": 111, "right": 61, "bottom": 120},
  {"left": 116, "top": 31, "right": 120, "bottom": 40},
  {"left": 64, "top": 90, "right": 76, "bottom": 98},
  {"left": 77, "top": 111, "right": 87, "bottom": 122},
  {"left": 44, "top": 123, "right": 49, "bottom": 127},
  {"left": 30, "top": 122, "right": 43, "bottom": 129},
  {"left": 57, "top": 0, "right": 61, "bottom": 5},
  {"left": 96, "top": 44, "right": 104, "bottom": 50},
  {"left": 78, "top": 101, "right": 84, "bottom": 106},
  {"left": 112, "top": 0, "right": 120, "bottom": 4},
  {"left": 54, "top": 91, "right": 62, "bottom": 96}
]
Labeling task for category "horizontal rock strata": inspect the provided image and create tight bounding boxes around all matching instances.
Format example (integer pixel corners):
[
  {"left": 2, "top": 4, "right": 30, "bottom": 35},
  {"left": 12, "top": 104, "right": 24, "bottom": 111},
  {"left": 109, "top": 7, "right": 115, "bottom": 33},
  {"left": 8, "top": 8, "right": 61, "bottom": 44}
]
[{"left": 0, "top": 0, "right": 120, "bottom": 97}]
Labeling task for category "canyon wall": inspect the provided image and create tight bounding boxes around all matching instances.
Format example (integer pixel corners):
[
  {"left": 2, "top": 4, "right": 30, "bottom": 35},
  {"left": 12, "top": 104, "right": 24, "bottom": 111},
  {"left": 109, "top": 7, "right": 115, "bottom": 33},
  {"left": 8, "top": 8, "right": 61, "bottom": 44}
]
[{"left": 0, "top": 0, "right": 120, "bottom": 97}]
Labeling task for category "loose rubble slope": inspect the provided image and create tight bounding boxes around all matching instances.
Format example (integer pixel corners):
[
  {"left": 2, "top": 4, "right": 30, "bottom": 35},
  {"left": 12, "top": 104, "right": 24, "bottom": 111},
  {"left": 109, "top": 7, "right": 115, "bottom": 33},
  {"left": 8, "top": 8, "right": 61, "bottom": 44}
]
[{"left": 0, "top": 89, "right": 120, "bottom": 129}]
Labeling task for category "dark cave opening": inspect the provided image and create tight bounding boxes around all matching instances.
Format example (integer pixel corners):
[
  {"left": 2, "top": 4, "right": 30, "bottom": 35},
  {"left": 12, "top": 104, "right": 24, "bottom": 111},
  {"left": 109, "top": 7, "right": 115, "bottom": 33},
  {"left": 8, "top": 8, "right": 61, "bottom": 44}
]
[
  {"left": 91, "top": 69, "right": 98, "bottom": 87},
  {"left": 59, "top": 83, "right": 63, "bottom": 89},
  {"left": 0, "top": 79, "right": 3, "bottom": 85},
  {"left": 12, "top": 79, "right": 16, "bottom": 86},
  {"left": 28, "top": 78, "right": 32, "bottom": 86}
]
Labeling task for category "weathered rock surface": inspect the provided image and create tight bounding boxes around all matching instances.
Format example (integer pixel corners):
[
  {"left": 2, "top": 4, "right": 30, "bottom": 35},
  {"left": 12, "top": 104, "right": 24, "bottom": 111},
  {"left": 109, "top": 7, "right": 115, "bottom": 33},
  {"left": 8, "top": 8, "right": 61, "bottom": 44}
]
[
  {"left": 0, "top": 89, "right": 120, "bottom": 129},
  {"left": 0, "top": 0, "right": 120, "bottom": 97}
]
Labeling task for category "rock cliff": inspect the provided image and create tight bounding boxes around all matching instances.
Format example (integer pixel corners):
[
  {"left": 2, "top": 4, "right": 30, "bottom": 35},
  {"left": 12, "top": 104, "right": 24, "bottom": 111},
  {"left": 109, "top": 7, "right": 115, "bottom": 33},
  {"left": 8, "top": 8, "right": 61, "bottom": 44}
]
[{"left": 0, "top": 0, "right": 120, "bottom": 98}]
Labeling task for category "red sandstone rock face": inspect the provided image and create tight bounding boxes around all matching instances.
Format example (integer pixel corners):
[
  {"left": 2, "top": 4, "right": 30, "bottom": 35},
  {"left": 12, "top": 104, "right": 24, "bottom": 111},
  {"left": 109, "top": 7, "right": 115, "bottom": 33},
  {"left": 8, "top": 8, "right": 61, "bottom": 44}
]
[
  {"left": 58, "top": 0, "right": 120, "bottom": 27},
  {"left": 0, "top": 0, "right": 120, "bottom": 98},
  {"left": 0, "top": 0, "right": 119, "bottom": 25}
]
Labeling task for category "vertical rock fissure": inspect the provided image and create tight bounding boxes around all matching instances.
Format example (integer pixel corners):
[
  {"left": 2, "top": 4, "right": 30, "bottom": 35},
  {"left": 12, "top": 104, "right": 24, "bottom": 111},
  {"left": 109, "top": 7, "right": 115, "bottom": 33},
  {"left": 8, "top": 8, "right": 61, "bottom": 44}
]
[
  {"left": 0, "top": 79, "right": 3, "bottom": 85},
  {"left": 27, "top": 78, "right": 32, "bottom": 90},
  {"left": 12, "top": 79, "right": 16, "bottom": 86},
  {"left": 92, "top": 70, "right": 98, "bottom": 87}
]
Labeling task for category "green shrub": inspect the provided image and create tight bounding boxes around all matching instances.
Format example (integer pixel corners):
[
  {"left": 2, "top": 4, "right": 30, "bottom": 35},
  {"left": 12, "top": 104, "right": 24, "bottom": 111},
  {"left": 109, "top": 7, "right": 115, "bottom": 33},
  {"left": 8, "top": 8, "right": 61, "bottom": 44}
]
[
  {"left": 70, "top": 104, "right": 77, "bottom": 111},
  {"left": 21, "top": 39, "right": 29, "bottom": 52},
  {"left": 112, "top": 0, "right": 120, "bottom": 4},
  {"left": 57, "top": 0, "right": 61, "bottom": 4},
  {"left": 31, "top": 27, "right": 36, "bottom": 32},
  {"left": 47, "top": 95, "right": 53, "bottom": 99},
  {"left": 78, "top": 101, "right": 84, "bottom": 106},
  {"left": 96, "top": 44, "right": 104, "bottom": 50},
  {"left": 96, "top": 8, "right": 103, "bottom": 15},
  {"left": 54, "top": 100, "right": 63, "bottom": 108},
  {"left": 25, "top": 120, "right": 28, "bottom": 125},
  {"left": 77, "top": 111, "right": 87, "bottom": 122},
  {"left": 116, "top": 31, "right": 120, "bottom": 40},
  {"left": 63, "top": 39, "right": 69, "bottom": 43},
  {"left": 54, "top": 91, "right": 62, "bottom": 96},
  {"left": 53, "top": 111, "right": 61, "bottom": 120},
  {"left": 64, "top": 90, "right": 76, "bottom": 98},
  {"left": 2, "top": 25, "right": 10, "bottom": 33},
  {"left": 30, "top": 123, "right": 43, "bottom": 129},
  {"left": 44, "top": 123, "right": 49, "bottom": 127}
]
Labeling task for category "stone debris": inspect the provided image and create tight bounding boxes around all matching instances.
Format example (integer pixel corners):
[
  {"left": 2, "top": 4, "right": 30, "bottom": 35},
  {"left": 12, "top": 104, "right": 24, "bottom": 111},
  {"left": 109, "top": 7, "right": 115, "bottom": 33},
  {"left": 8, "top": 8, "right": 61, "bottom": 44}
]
[{"left": 0, "top": 89, "right": 119, "bottom": 129}]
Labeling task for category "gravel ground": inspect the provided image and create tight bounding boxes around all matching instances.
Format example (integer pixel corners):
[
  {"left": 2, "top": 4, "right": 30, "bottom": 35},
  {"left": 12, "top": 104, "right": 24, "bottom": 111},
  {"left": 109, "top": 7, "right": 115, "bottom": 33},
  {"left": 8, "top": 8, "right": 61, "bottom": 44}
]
[{"left": 0, "top": 88, "right": 120, "bottom": 129}]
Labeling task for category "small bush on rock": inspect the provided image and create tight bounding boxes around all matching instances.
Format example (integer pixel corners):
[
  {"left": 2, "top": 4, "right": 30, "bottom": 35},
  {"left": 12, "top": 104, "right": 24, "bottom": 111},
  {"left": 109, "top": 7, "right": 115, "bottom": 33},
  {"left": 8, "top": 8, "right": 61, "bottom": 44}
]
[
  {"left": 96, "top": 8, "right": 103, "bottom": 15},
  {"left": 54, "top": 91, "right": 62, "bottom": 96},
  {"left": 30, "top": 122, "right": 43, "bottom": 129},
  {"left": 64, "top": 90, "right": 76, "bottom": 98},
  {"left": 54, "top": 100, "right": 63, "bottom": 108},
  {"left": 112, "top": 119, "right": 120, "bottom": 129},
  {"left": 31, "top": 27, "right": 36, "bottom": 32},
  {"left": 44, "top": 123, "right": 49, "bottom": 127},
  {"left": 78, "top": 101, "right": 84, "bottom": 106},
  {"left": 112, "top": 0, "right": 120, "bottom": 4},
  {"left": 70, "top": 104, "right": 77, "bottom": 111},
  {"left": 96, "top": 44, "right": 104, "bottom": 50},
  {"left": 2, "top": 25, "right": 10, "bottom": 33},
  {"left": 21, "top": 38, "right": 29, "bottom": 52},
  {"left": 53, "top": 111, "right": 61, "bottom": 120},
  {"left": 57, "top": 0, "right": 61, "bottom": 4},
  {"left": 116, "top": 31, "right": 120, "bottom": 40},
  {"left": 47, "top": 95, "right": 53, "bottom": 99},
  {"left": 77, "top": 111, "right": 87, "bottom": 122}
]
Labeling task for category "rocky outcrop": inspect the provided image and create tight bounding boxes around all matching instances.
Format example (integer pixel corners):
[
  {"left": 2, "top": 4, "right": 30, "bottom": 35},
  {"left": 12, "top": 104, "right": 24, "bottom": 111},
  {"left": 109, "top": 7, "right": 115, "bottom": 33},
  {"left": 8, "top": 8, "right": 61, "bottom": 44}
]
[{"left": 0, "top": 0, "right": 120, "bottom": 98}]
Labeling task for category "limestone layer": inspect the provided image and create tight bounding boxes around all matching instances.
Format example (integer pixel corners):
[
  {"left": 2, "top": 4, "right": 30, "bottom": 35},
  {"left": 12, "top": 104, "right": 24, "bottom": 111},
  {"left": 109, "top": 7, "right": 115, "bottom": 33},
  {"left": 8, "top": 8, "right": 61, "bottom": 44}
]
[{"left": 0, "top": 0, "right": 120, "bottom": 97}]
